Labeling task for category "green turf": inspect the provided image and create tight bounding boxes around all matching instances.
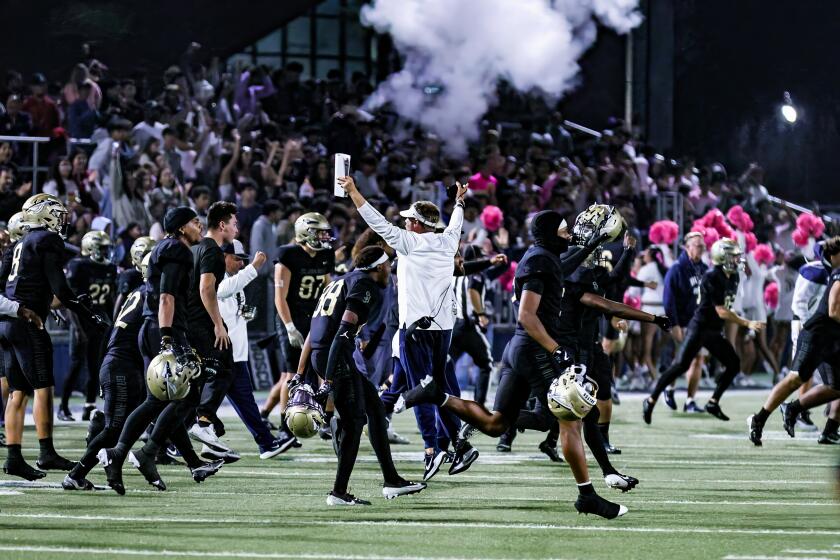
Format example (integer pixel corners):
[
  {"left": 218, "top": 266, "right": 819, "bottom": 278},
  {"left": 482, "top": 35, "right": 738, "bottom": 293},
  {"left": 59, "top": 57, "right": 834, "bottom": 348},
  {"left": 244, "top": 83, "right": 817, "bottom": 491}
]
[{"left": 0, "top": 391, "right": 837, "bottom": 560}]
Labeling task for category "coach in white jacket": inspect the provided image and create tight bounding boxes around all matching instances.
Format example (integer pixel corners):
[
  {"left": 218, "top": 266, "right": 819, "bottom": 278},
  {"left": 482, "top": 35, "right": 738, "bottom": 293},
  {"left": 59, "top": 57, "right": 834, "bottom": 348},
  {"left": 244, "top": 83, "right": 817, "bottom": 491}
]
[
  {"left": 213, "top": 240, "right": 293, "bottom": 459},
  {"left": 339, "top": 175, "right": 468, "bottom": 478}
]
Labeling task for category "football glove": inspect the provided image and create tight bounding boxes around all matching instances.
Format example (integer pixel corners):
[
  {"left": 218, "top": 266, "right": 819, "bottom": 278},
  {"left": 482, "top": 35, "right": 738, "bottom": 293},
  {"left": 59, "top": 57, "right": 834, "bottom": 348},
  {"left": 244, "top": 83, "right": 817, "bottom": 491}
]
[
  {"left": 288, "top": 373, "right": 303, "bottom": 396},
  {"left": 313, "top": 382, "right": 332, "bottom": 407},
  {"left": 653, "top": 315, "right": 671, "bottom": 332},
  {"left": 551, "top": 346, "right": 574, "bottom": 369},
  {"left": 285, "top": 322, "right": 304, "bottom": 348}
]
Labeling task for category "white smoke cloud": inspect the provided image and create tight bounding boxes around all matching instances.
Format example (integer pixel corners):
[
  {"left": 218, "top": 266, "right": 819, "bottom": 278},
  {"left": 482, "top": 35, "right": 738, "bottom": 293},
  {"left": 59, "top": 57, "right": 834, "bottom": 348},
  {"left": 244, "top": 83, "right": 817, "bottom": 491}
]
[{"left": 360, "top": 0, "right": 641, "bottom": 155}]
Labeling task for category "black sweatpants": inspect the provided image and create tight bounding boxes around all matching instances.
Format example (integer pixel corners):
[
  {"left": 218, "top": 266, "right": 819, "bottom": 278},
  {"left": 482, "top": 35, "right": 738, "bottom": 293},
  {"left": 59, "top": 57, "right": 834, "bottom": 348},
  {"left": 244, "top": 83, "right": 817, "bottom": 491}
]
[
  {"left": 651, "top": 325, "right": 739, "bottom": 402},
  {"left": 449, "top": 319, "right": 494, "bottom": 407},
  {"left": 332, "top": 365, "right": 401, "bottom": 495},
  {"left": 62, "top": 322, "right": 108, "bottom": 407}
]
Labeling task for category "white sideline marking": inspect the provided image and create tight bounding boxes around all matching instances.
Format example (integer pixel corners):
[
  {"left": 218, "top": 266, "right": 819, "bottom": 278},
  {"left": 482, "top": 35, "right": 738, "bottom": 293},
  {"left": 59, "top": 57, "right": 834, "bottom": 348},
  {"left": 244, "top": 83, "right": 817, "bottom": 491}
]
[
  {"left": 784, "top": 551, "right": 840, "bottom": 555},
  {"left": 0, "top": 546, "right": 547, "bottom": 560},
  {"left": 0, "top": 490, "right": 22, "bottom": 495},
  {"left": 6, "top": 512, "right": 839, "bottom": 537},
  {"left": 692, "top": 432, "right": 817, "bottom": 441},
  {"left": 724, "top": 556, "right": 833, "bottom": 560}
]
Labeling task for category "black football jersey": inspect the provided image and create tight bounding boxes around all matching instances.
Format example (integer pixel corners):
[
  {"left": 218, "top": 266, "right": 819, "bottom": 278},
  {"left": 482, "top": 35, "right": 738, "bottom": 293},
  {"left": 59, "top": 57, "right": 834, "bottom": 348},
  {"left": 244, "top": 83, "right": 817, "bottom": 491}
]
[
  {"left": 143, "top": 237, "right": 193, "bottom": 331},
  {"left": 276, "top": 243, "right": 335, "bottom": 332},
  {"left": 107, "top": 285, "right": 147, "bottom": 365},
  {"left": 571, "top": 265, "right": 612, "bottom": 346},
  {"left": 67, "top": 257, "right": 117, "bottom": 314},
  {"left": 117, "top": 268, "right": 143, "bottom": 297},
  {"left": 5, "top": 228, "right": 68, "bottom": 320},
  {"left": 690, "top": 265, "right": 739, "bottom": 331},
  {"left": 513, "top": 246, "right": 566, "bottom": 342},
  {"left": 803, "top": 267, "right": 840, "bottom": 337},
  {"left": 309, "top": 270, "right": 381, "bottom": 350},
  {"left": 0, "top": 242, "right": 17, "bottom": 292},
  {"left": 188, "top": 238, "right": 226, "bottom": 330}
]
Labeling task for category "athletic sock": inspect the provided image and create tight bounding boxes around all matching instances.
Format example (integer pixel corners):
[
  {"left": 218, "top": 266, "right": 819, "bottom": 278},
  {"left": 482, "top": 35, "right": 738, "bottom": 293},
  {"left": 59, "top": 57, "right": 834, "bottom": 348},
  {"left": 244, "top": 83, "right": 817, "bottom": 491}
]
[
  {"left": 6, "top": 443, "right": 22, "bottom": 462},
  {"left": 38, "top": 437, "right": 56, "bottom": 457},
  {"left": 577, "top": 481, "right": 595, "bottom": 495},
  {"left": 824, "top": 418, "right": 839, "bottom": 436},
  {"left": 197, "top": 417, "right": 212, "bottom": 429},
  {"left": 787, "top": 399, "right": 804, "bottom": 416},
  {"left": 598, "top": 422, "right": 611, "bottom": 445},
  {"left": 755, "top": 407, "right": 771, "bottom": 424}
]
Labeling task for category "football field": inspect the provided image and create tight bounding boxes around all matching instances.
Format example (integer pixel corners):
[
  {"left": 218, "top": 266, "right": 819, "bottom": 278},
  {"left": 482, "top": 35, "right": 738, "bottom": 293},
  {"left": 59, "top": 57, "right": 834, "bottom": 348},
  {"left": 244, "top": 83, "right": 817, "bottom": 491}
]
[{"left": 0, "top": 390, "right": 837, "bottom": 560}]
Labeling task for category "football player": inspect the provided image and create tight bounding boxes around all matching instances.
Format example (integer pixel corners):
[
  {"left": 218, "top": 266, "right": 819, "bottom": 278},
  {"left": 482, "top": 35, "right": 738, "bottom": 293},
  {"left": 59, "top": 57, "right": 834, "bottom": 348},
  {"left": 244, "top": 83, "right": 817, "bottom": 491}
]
[
  {"left": 97, "top": 207, "right": 222, "bottom": 494},
  {"left": 402, "top": 209, "right": 632, "bottom": 519},
  {"left": 3, "top": 195, "right": 106, "bottom": 479},
  {"left": 294, "top": 246, "right": 426, "bottom": 505},
  {"left": 60, "top": 230, "right": 117, "bottom": 421},
  {"left": 63, "top": 253, "right": 152, "bottom": 490},
  {"left": 114, "top": 236, "right": 155, "bottom": 318},
  {"left": 748, "top": 236, "right": 840, "bottom": 445},
  {"left": 261, "top": 212, "right": 335, "bottom": 444},
  {"left": 644, "top": 238, "right": 765, "bottom": 424}
]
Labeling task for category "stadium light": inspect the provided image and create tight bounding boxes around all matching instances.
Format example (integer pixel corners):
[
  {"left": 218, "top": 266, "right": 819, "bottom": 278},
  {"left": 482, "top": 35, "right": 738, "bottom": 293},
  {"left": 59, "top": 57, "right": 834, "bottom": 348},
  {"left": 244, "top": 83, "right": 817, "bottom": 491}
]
[{"left": 781, "top": 91, "right": 797, "bottom": 124}]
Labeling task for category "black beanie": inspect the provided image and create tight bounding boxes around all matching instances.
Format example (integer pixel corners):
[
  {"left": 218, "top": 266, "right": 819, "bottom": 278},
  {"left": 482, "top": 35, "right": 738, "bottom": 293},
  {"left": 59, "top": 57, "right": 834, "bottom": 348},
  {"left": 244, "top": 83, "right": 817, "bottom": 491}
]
[
  {"left": 164, "top": 206, "right": 198, "bottom": 234},
  {"left": 530, "top": 210, "right": 569, "bottom": 255}
]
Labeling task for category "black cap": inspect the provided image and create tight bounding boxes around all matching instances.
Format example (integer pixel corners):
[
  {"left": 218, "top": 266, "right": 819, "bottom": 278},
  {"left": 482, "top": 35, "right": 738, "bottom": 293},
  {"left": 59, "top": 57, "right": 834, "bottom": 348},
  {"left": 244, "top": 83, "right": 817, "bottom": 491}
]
[
  {"left": 163, "top": 206, "right": 197, "bottom": 234},
  {"left": 30, "top": 72, "right": 47, "bottom": 85},
  {"left": 221, "top": 240, "right": 249, "bottom": 261}
]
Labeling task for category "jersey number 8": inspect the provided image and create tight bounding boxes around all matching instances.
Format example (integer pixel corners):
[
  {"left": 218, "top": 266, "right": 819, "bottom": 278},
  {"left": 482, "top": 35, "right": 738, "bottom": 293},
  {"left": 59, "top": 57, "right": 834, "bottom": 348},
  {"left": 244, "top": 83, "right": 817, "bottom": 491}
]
[
  {"left": 314, "top": 279, "right": 344, "bottom": 318},
  {"left": 7, "top": 243, "right": 23, "bottom": 282}
]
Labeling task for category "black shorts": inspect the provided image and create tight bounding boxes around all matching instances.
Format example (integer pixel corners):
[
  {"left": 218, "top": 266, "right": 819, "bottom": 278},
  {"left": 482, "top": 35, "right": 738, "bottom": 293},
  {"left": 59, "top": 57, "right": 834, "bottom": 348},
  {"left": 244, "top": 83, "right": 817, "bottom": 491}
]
[
  {"left": 278, "top": 322, "right": 307, "bottom": 373},
  {"left": 188, "top": 326, "right": 233, "bottom": 384},
  {"left": 100, "top": 355, "right": 145, "bottom": 430},
  {"left": 492, "top": 335, "right": 572, "bottom": 421},
  {"left": 1, "top": 318, "right": 53, "bottom": 393},
  {"left": 580, "top": 344, "right": 612, "bottom": 401},
  {"left": 308, "top": 347, "right": 330, "bottom": 385},
  {"left": 791, "top": 329, "right": 840, "bottom": 388}
]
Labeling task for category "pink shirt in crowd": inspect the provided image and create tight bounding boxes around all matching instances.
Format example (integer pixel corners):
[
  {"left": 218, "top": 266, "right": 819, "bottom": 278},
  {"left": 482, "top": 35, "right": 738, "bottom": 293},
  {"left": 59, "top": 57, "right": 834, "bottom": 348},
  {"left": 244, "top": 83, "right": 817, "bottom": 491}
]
[{"left": 468, "top": 172, "right": 497, "bottom": 192}]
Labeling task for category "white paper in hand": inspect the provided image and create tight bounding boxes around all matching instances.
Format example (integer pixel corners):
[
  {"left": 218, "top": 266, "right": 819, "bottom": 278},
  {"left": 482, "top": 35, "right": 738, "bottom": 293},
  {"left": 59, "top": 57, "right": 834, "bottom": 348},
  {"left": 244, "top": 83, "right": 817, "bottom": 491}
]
[{"left": 334, "top": 153, "right": 351, "bottom": 198}]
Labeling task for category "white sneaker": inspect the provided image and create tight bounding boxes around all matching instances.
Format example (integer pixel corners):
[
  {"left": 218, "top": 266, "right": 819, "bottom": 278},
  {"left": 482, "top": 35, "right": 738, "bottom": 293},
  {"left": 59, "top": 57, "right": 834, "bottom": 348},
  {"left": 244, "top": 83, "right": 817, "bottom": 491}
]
[
  {"left": 326, "top": 492, "right": 371, "bottom": 506},
  {"left": 387, "top": 427, "right": 411, "bottom": 445},
  {"left": 382, "top": 480, "right": 426, "bottom": 499},
  {"left": 188, "top": 424, "right": 230, "bottom": 453},
  {"left": 394, "top": 395, "right": 406, "bottom": 414}
]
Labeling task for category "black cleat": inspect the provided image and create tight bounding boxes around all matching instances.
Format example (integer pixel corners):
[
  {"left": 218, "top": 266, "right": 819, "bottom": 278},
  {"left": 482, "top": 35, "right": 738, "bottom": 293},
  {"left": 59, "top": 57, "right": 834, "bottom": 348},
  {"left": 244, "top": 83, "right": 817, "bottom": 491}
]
[
  {"left": 62, "top": 474, "right": 94, "bottom": 491},
  {"left": 663, "top": 389, "right": 677, "bottom": 411},
  {"left": 496, "top": 442, "right": 511, "bottom": 452},
  {"left": 36, "top": 454, "right": 76, "bottom": 471},
  {"left": 191, "top": 459, "right": 224, "bottom": 483},
  {"left": 780, "top": 402, "right": 796, "bottom": 438},
  {"left": 449, "top": 441, "right": 479, "bottom": 475},
  {"left": 128, "top": 449, "right": 166, "bottom": 491},
  {"left": 86, "top": 410, "right": 106, "bottom": 445},
  {"left": 604, "top": 473, "right": 639, "bottom": 492},
  {"left": 538, "top": 440, "right": 564, "bottom": 463},
  {"left": 57, "top": 407, "right": 75, "bottom": 422},
  {"left": 704, "top": 401, "right": 729, "bottom": 421},
  {"left": 319, "top": 423, "right": 333, "bottom": 441},
  {"left": 403, "top": 375, "right": 445, "bottom": 409},
  {"left": 574, "top": 492, "right": 628, "bottom": 519},
  {"left": 747, "top": 415, "right": 764, "bottom": 447},
  {"left": 423, "top": 450, "right": 448, "bottom": 481},
  {"left": 3, "top": 459, "right": 46, "bottom": 481},
  {"left": 96, "top": 448, "right": 126, "bottom": 495},
  {"left": 81, "top": 405, "right": 96, "bottom": 422},
  {"left": 642, "top": 398, "right": 654, "bottom": 425},
  {"left": 603, "top": 443, "right": 622, "bottom": 455},
  {"left": 818, "top": 432, "right": 840, "bottom": 445}
]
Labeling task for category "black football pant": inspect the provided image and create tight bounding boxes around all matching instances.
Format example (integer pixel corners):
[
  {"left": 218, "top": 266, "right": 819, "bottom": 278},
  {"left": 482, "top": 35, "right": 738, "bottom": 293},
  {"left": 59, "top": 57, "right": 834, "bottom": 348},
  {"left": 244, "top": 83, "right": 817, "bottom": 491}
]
[
  {"left": 112, "top": 321, "right": 196, "bottom": 465},
  {"left": 449, "top": 320, "right": 494, "bottom": 407},
  {"left": 72, "top": 356, "right": 145, "bottom": 478},
  {"left": 332, "top": 366, "right": 401, "bottom": 495},
  {"left": 62, "top": 322, "right": 108, "bottom": 407},
  {"left": 651, "top": 326, "right": 739, "bottom": 402}
]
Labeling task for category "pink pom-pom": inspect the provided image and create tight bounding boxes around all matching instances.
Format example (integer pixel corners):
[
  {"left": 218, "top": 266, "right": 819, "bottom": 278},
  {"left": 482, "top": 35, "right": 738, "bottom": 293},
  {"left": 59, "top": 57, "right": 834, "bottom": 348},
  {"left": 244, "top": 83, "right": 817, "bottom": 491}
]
[
  {"left": 648, "top": 222, "right": 665, "bottom": 245},
  {"left": 480, "top": 205, "right": 504, "bottom": 232},
  {"left": 726, "top": 205, "right": 745, "bottom": 226},
  {"left": 623, "top": 293, "right": 641, "bottom": 309},
  {"left": 764, "top": 282, "right": 779, "bottom": 310},
  {"left": 702, "top": 227, "right": 720, "bottom": 247},
  {"left": 499, "top": 261, "right": 517, "bottom": 293},
  {"left": 744, "top": 232, "right": 757, "bottom": 252},
  {"left": 752, "top": 243, "right": 774, "bottom": 265},
  {"left": 717, "top": 222, "right": 734, "bottom": 239},
  {"left": 796, "top": 213, "right": 826, "bottom": 238},
  {"left": 665, "top": 221, "right": 680, "bottom": 242},
  {"left": 791, "top": 227, "right": 809, "bottom": 247}
]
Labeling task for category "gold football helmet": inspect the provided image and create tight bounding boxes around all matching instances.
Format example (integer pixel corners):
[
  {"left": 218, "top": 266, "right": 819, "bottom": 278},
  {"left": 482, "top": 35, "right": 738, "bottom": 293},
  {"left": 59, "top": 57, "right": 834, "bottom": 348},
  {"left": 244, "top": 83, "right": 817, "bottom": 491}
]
[
  {"left": 7, "top": 211, "right": 39, "bottom": 242},
  {"left": 572, "top": 204, "right": 625, "bottom": 247},
  {"left": 130, "top": 236, "right": 156, "bottom": 272},
  {"left": 81, "top": 230, "right": 112, "bottom": 263},
  {"left": 22, "top": 194, "right": 68, "bottom": 236},
  {"left": 547, "top": 364, "right": 598, "bottom": 421},
  {"left": 710, "top": 238, "right": 744, "bottom": 274},
  {"left": 294, "top": 212, "right": 334, "bottom": 251}
]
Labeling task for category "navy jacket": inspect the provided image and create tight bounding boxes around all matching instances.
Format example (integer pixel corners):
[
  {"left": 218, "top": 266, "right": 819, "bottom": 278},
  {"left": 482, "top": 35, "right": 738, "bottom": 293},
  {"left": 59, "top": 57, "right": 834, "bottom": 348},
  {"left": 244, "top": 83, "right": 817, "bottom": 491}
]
[{"left": 663, "top": 251, "right": 708, "bottom": 328}]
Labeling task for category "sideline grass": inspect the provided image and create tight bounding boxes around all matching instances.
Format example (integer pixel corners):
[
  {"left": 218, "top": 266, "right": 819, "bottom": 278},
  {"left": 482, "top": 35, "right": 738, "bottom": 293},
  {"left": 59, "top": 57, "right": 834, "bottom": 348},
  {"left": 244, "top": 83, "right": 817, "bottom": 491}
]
[{"left": 0, "top": 390, "right": 837, "bottom": 560}]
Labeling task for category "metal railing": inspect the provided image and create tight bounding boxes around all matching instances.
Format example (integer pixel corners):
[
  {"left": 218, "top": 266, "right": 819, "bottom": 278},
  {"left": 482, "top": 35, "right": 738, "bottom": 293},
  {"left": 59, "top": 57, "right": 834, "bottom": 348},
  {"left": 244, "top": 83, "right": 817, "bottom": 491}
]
[{"left": 0, "top": 135, "right": 50, "bottom": 192}]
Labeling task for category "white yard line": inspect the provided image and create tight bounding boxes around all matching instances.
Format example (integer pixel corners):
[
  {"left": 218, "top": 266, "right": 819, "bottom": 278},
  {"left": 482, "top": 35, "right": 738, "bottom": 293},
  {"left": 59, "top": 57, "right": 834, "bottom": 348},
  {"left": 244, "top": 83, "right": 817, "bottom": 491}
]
[
  {"left": 0, "top": 546, "right": 549, "bottom": 560},
  {"left": 3, "top": 512, "right": 837, "bottom": 537},
  {"left": 724, "top": 556, "right": 834, "bottom": 560}
]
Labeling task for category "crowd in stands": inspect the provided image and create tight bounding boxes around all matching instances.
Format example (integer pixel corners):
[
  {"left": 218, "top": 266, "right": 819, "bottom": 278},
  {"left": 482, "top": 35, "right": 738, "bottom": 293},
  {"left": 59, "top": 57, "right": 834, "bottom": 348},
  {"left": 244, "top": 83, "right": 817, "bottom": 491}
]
[{"left": 0, "top": 44, "right": 836, "bottom": 387}]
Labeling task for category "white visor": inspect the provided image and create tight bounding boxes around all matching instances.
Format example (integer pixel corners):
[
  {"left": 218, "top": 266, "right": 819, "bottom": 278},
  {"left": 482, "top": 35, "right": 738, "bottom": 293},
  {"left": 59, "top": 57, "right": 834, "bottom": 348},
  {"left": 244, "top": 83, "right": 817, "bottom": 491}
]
[{"left": 399, "top": 205, "right": 438, "bottom": 228}]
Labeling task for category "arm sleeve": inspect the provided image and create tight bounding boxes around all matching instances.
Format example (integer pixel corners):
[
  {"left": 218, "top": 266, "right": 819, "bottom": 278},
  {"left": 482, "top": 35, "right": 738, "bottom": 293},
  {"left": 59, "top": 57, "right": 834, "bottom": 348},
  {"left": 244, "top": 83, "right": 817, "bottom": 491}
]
[
  {"left": 323, "top": 321, "right": 357, "bottom": 383},
  {"left": 558, "top": 244, "right": 599, "bottom": 276},
  {"left": 217, "top": 264, "right": 259, "bottom": 299},
  {"left": 609, "top": 247, "right": 636, "bottom": 282},
  {"left": 357, "top": 203, "right": 418, "bottom": 256},
  {"left": 44, "top": 257, "right": 89, "bottom": 317},
  {"left": 461, "top": 258, "right": 493, "bottom": 276}
]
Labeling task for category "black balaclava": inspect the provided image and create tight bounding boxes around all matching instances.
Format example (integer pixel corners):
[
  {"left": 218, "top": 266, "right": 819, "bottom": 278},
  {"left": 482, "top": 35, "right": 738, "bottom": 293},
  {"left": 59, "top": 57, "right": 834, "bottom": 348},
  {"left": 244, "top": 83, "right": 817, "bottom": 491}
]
[
  {"left": 463, "top": 244, "right": 483, "bottom": 261},
  {"left": 530, "top": 210, "right": 569, "bottom": 255}
]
